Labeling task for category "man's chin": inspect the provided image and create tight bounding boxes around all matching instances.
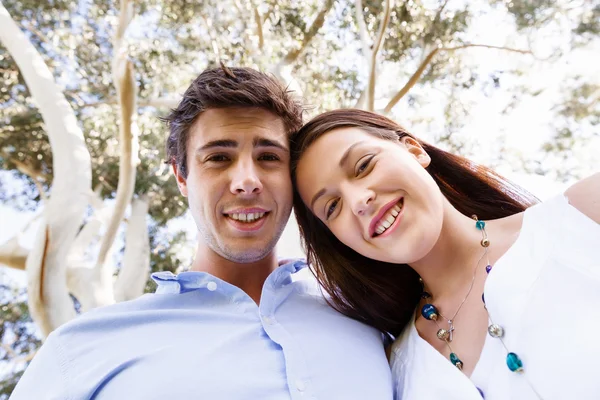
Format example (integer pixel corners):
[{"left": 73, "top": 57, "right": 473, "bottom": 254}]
[{"left": 219, "top": 242, "right": 277, "bottom": 264}]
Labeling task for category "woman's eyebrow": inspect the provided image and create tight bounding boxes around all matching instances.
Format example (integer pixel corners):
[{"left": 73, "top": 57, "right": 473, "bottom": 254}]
[
  {"left": 338, "top": 141, "right": 365, "bottom": 168},
  {"left": 310, "top": 188, "right": 327, "bottom": 211}
]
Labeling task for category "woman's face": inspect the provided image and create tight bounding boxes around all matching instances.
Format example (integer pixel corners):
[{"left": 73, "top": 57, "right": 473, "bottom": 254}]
[{"left": 295, "top": 127, "right": 445, "bottom": 264}]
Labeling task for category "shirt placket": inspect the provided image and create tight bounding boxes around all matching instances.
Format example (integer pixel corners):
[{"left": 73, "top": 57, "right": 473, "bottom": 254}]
[{"left": 259, "top": 277, "right": 315, "bottom": 400}]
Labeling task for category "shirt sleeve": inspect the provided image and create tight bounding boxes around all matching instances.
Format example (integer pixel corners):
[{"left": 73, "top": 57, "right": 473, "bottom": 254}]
[{"left": 9, "top": 334, "right": 69, "bottom": 400}]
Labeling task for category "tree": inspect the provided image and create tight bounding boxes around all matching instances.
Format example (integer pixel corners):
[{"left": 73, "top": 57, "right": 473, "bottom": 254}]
[{"left": 1, "top": 0, "right": 598, "bottom": 395}]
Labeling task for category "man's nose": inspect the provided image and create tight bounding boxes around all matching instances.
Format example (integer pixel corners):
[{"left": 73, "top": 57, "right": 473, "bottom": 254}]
[{"left": 229, "top": 158, "right": 263, "bottom": 196}]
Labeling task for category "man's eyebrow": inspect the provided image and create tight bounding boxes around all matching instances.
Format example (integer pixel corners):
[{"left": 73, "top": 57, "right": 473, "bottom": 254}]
[
  {"left": 253, "top": 137, "right": 288, "bottom": 151},
  {"left": 339, "top": 141, "right": 365, "bottom": 168},
  {"left": 196, "top": 139, "right": 237, "bottom": 152},
  {"left": 310, "top": 188, "right": 326, "bottom": 212}
]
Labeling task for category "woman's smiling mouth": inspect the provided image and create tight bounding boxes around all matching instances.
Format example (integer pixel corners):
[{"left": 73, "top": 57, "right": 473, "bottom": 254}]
[{"left": 371, "top": 198, "right": 404, "bottom": 237}]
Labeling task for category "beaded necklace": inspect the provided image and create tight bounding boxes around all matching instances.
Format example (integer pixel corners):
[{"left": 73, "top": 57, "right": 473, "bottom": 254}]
[{"left": 419, "top": 216, "right": 544, "bottom": 399}]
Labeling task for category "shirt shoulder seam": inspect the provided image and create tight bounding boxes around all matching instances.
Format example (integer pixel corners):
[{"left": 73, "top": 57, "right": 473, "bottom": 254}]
[{"left": 49, "top": 334, "right": 73, "bottom": 400}]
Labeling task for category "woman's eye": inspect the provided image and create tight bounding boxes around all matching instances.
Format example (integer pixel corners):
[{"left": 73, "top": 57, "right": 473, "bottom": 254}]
[
  {"left": 326, "top": 199, "right": 339, "bottom": 219},
  {"left": 356, "top": 156, "right": 373, "bottom": 176},
  {"left": 258, "top": 153, "right": 280, "bottom": 161}
]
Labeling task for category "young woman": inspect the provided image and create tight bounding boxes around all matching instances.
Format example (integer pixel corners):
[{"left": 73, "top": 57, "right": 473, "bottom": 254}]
[{"left": 291, "top": 109, "right": 600, "bottom": 400}]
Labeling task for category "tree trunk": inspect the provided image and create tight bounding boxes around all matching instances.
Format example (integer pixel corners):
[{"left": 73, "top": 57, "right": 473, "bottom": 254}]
[{"left": 0, "top": 3, "right": 92, "bottom": 337}]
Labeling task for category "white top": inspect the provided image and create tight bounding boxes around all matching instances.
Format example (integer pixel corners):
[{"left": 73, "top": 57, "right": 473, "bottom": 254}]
[{"left": 389, "top": 194, "right": 600, "bottom": 400}]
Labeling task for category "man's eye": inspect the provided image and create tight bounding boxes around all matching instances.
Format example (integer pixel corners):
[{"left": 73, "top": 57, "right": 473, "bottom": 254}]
[
  {"left": 206, "top": 154, "right": 230, "bottom": 162},
  {"left": 326, "top": 199, "right": 339, "bottom": 219},
  {"left": 258, "top": 153, "right": 280, "bottom": 161},
  {"left": 356, "top": 156, "right": 374, "bottom": 176}
]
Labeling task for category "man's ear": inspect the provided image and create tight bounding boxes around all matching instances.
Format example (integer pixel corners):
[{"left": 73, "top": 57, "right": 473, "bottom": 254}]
[
  {"left": 401, "top": 136, "right": 430, "bottom": 168},
  {"left": 172, "top": 163, "right": 188, "bottom": 197}
]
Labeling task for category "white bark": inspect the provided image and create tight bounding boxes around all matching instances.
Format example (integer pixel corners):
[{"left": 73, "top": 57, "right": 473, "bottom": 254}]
[
  {"left": 354, "top": 0, "right": 371, "bottom": 61},
  {"left": 366, "top": 0, "right": 393, "bottom": 111},
  {"left": 91, "top": 0, "right": 139, "bottom": 307},
  {"left": 253, "top": 4, "right": 265, "bottom": 50},
  {"left": 0, "top": 2, "right": 92, "bottom": 337},
  {"left": 0, "top": 236, "right": 29, "bottom": 270},
  {"left": 353, "top": 0, "right": 393, "bottom": 110},
  {"left": 114, "top": 196, "right": 150, "bottom": 302},
  {"left": 0, "top": 213, "right": 40, "bottom": 270},
  {"left": 65, "top": 191, "right": 114, "bottom": 311}
]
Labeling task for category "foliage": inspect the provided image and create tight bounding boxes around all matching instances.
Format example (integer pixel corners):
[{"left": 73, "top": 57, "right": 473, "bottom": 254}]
[{"left": 0, "top": 0, "right": 598, "bottom": 395}]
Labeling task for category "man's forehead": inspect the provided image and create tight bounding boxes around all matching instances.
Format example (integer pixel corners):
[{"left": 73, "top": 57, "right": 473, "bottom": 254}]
[{"left": 190, "top": 108, "right": 288, "bottom": 147}]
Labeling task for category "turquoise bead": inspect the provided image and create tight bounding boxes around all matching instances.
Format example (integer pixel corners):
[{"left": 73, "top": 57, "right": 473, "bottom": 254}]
[
  {"left": 476, "top": 220, "right": 486, "bottom": 230},
  {"left": 421, "top": 304, "right": 438, "bottom": 320},
  {"left": 450, "top": 353, "right": 463, "bottom": 370},
  {"left": 506, "top": 352, "right": 524, "bottom": 372}
]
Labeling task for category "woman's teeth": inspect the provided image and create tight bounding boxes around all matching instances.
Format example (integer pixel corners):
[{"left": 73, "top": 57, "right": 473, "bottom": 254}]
[
  {"left": 374, "top": 201, "right": 403, "bottom": 236},
  {"left": 229, "top": 212, "right": 265, "bottom": 222}
]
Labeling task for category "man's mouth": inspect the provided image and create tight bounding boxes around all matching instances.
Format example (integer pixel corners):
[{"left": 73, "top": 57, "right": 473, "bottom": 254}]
[
  {"left": 223, "top": 208, "right": 270, "bottom": 231},
  {"left": 372, "top": 198, "right": 404, "bottom": 237},
  {"left": 226, "top": 211, "right": 267, "bottom": 223}
]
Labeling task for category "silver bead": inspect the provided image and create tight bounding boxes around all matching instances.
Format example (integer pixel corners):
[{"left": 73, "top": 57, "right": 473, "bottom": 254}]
[
  {"left": 488, "top": 324, "right": 504, "bottom": 338},
  {"left": 437, "top": 328, "right": 450, "bottom": 341}
]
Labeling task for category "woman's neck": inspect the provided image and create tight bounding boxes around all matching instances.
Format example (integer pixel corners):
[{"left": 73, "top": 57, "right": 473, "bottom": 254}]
[{"left": 409, "top": 200, "right": 521, "bottom": 303}]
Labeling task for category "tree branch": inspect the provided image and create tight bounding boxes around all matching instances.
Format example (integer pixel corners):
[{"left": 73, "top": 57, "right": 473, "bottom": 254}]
[
  {"left": 383, "top": 44, "right": 532, "bottom": 114},
  {"left": 272, "top": 0, "right": 335, "bottom": 93},
  {"left": 253, "top": 4, "right": 265, "bottom": 50},
  {"left": 113, "top": 0, "right": 135, "bottom": 55},
  {"left": 68, "top": 189, "right": 106, "bottom": 264},
  {"left": 0, "top": 236, "right": 29, "bottom": 270},
  {"left": 0, "top": 212, "right": 41, "bottom": 270},
  {"left": 354, "top": 0, "right": 371, "bottom": 57},
  {"left": 1, "top": 2, "right": 91, "bottom": 337},
  {"left": 98, "top": 0, "right": 139, "bottom": 271},
  {"left": 366, "top": 0, "right": 393, "bottom": 111},
  {"left": 11, "top": 157, "right": 47, "bottom": 201},
  {"left": 280, "top": 0, "right": 335, "bottom": 66},
  {"left": 114, "top": 196, "right": 150, "bottom": 302}
]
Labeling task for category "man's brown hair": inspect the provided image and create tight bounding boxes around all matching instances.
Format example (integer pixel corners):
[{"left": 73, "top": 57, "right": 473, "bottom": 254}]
[{"left": 164, "top": 65, "right": 304, "bottom": 177}]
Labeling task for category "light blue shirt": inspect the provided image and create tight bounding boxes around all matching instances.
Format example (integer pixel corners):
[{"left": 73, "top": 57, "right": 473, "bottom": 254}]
[{"left": 10, "top": 260, "right": 393, "bottom": 399}]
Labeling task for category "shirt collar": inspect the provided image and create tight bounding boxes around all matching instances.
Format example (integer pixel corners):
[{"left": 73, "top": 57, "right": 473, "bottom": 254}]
[{"left": 152, "top": 258, "right": 307, "bottom": 294}]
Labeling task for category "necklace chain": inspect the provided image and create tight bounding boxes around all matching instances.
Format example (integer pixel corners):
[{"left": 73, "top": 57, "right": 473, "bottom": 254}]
[{"left": 419, "top": 217, "right": 544, "bottom": 399}]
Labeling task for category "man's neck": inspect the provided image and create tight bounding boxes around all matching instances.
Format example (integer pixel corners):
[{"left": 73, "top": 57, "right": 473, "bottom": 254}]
[{"left": 190, "top": 243, "right": 279, "bottom": 305}]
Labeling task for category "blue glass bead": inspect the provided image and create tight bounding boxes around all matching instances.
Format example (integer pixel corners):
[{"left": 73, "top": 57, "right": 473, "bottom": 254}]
[
  {"left": 476, "top": 220, "right": 486, "bottom": 230},
  {"left": 506, "top": 352, "right": 524, "bottom": 372},
  {"left": 421, "top": 304, "right": 438, "bottom": 321},
  {"left": 485, "top": 264, "right": 492, "bottom": 273},
  {"left": 477, "top": 387, "right": 485, "bottom": 398},
  {"left": 482, "top": 293, "right": 485, "bottom": 304},
  {"left": 421, "top": 291, "right": 432, "bottom": 299},
  {"left": 450, "top": 353, "right": 463, "bottom": 370}
]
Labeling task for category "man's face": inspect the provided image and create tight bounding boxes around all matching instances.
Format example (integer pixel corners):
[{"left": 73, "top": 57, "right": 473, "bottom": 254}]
[{"left": 173, "top": 107, "right": 293, "bottom": 263}]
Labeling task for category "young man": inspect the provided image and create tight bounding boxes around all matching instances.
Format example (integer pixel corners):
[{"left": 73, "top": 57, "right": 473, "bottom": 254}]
[{"left": 10, "top": 66, "right": 393, "bottom": 399}]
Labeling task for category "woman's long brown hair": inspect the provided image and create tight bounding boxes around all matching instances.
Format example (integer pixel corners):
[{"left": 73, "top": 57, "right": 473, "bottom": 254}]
[{"left": 290, "top": 109, "right": 538, "bottom": 336}]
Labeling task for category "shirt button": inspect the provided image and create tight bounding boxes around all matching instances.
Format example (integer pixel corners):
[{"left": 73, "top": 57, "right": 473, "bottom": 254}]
[
  {"left": 262, "top": 315, "right": 275, "bottom": 325},
  {"left": 295, "top": 379, "right": 306, "bottom": 392},
  {"left": 206, "top": 281, "right": 217, "bottom": 291}
]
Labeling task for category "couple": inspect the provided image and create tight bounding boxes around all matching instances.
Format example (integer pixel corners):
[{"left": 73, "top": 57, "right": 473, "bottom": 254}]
[{"left": 11, "top": 66, "right": 600, "bottom": 400}]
